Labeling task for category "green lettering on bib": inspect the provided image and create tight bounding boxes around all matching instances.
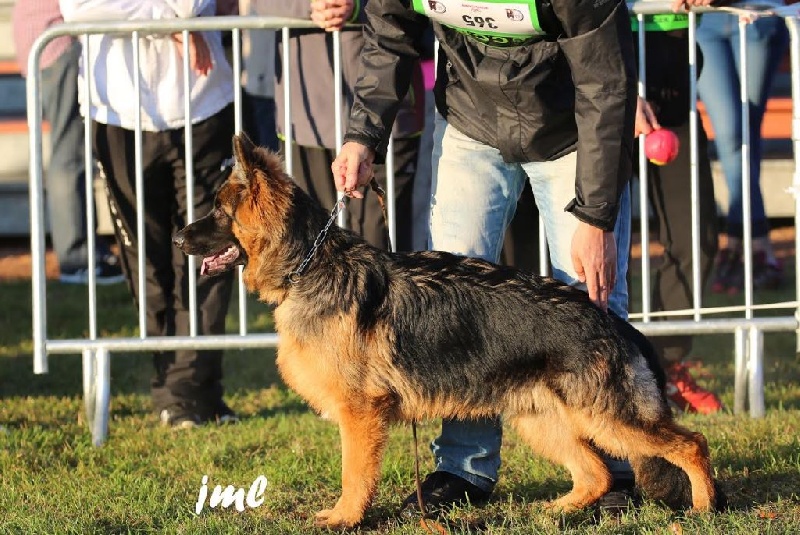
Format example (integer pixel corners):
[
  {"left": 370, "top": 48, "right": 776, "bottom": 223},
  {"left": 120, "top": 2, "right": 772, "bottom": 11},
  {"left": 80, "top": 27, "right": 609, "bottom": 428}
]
[{"left": 630, "top": 13, "right": 692, "bottom": 32}]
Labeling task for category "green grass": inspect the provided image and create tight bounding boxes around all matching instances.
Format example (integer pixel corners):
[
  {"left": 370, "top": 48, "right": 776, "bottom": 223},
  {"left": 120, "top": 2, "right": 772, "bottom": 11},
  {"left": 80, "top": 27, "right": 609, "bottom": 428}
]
[{"left": 1, "top": 279, "right": 800, "bottom": 534}]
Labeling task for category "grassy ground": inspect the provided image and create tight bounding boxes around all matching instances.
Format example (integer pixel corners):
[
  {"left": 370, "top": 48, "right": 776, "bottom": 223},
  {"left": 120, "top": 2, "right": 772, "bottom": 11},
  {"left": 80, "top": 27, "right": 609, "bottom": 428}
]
[{"left": 1, "top": 275, "right": 800, "bottom": 534}]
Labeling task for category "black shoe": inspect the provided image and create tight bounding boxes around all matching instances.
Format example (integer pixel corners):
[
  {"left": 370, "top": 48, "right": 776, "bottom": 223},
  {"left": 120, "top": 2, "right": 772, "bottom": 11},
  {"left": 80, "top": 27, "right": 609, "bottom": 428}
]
[
  {"left": 594, "top": 478, "right": 641, "bottom": 519},
  {"left": 59, "top": 255, "right": 125, "bottom": 285},
  {"left": 213, "top": 401, "right": 239, "bottom": 425},
  {"left": 399, "top": 471, "right": 492, "bottom": 518},
  {"left": 159, "top": 407, "right": 203, "bottom": 430},
  {"left": 159, "top": 401, "right": 238, "bottom": 429}
]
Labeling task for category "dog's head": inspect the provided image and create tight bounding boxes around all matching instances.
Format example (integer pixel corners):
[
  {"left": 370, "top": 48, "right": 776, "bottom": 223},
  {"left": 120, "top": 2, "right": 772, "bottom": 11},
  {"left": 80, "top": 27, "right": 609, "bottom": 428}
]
[{"left": 173, "top": 133, "right": 294, "bottom": 278}]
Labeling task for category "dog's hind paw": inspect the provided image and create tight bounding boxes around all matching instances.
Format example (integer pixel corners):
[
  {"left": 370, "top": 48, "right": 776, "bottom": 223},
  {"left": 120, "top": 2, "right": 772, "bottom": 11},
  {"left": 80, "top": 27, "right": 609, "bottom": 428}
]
[
  {"left": 544, "top": 492, "right": 594, "bottom": 514},
  {"left": 313, "top": 508, "right": 360, "bottom": 529}
]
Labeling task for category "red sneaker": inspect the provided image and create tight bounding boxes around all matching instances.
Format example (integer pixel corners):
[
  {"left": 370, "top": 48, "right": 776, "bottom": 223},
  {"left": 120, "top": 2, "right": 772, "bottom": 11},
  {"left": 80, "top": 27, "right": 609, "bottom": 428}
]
[{"left": 665, "top": 363, "right": 723, "bottom": 414}]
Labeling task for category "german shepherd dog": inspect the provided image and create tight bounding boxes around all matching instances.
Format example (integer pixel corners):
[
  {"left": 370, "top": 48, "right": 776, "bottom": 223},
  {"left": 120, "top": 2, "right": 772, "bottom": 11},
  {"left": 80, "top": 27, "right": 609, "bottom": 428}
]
[{"left": 174, "top": 134, "right": 719, "bottom": 528}]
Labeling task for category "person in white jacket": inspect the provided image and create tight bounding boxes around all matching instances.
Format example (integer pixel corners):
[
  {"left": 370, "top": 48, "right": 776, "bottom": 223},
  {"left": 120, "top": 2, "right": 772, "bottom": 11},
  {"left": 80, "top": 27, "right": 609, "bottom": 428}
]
[{"left": 60, "top": 0, "right": 238, "bottom": 428}]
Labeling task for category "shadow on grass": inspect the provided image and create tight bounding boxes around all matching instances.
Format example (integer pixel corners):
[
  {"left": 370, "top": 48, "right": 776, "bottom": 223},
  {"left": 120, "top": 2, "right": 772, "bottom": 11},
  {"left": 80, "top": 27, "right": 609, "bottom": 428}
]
[{"left": 720, "top": 470, "right": 800, "bottom": 512}]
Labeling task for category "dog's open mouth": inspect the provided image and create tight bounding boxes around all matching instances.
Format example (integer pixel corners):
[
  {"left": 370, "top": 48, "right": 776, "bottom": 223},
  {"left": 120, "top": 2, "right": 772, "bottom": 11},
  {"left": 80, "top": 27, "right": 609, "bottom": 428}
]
[{"left": 200, "top": 243, "right": 247, "bottom": 276}]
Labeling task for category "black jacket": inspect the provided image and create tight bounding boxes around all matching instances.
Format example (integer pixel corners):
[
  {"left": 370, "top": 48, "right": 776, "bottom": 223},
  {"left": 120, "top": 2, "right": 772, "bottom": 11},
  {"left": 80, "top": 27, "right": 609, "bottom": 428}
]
[{"left": 344, "top": 0, "right": 638, "bottom": 230}]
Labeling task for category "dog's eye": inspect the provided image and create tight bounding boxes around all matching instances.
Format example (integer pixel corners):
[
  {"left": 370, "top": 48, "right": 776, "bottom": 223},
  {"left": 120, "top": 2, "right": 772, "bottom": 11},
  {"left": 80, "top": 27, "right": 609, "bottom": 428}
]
[{"left": 215, "top": 209, "right": 232, "bottom": 222}]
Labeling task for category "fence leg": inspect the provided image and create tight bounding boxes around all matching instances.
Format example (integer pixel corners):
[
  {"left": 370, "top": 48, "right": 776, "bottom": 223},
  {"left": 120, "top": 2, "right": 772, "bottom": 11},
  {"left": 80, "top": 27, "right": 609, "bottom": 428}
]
[
  {"left": 747, "top": 327, "right": 765, "bottom": 418},
  {"left": 733, "top": 328, "right": 748, "bottom": 414},
  {"left": 82, "top": 348, "right": 96, "bottom": 426},
  {"left": 91, "top": 348, "right": 111, "bottom": 446}
]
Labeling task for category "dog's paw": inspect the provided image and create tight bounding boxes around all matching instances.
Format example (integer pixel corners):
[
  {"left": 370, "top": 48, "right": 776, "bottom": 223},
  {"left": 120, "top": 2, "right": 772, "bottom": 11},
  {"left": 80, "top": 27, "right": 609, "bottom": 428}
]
[
  {"left": 313, "top": 508, "right": 359, "bottom": 529},
  {"left": 544, "top": 496, "right": 582, "bottom": 514}
]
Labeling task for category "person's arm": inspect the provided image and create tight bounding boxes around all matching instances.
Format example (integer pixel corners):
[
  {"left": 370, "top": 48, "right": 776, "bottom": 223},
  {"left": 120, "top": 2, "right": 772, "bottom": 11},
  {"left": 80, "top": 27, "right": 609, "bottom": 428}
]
[
  {"left": 331, "top": 0, "right": 426, "bottom": 194},
  {"left": 553, "top": 0, "right": 637, "bottom": 231},
  {"left": 552, "top": 0, "right": 637, "bottom": 310},
  {"left": 61, "top": 0, "right": 216, "bottom": 74},
  {"left": 342, "top": 0, "right": 426, "bottom": 157},
  {"left": 59, "top": 0, "right": 213, "bottom": 21}
]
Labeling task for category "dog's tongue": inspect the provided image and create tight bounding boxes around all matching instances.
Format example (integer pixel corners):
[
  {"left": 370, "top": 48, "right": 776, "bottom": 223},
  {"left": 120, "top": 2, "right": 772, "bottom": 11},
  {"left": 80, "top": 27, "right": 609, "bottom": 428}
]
[{"left": 200, "top": 246, "right": 239, "bottom": 276}]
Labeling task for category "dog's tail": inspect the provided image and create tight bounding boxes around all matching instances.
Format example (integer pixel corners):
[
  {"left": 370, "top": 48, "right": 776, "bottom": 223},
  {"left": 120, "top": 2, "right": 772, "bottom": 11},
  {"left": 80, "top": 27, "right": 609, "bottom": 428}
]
[
  {"left": 610, "top": 314, "right": 727, "bottom": 511},
  {"left": 631, "top": 457, "right": 727, "bottom": 511}
]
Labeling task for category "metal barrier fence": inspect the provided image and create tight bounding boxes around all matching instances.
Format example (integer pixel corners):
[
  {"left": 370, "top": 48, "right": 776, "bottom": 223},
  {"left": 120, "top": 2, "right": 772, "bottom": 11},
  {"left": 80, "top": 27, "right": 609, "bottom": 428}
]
[{"left": 25, "top": 3, "right": 800, "bottom": 445}]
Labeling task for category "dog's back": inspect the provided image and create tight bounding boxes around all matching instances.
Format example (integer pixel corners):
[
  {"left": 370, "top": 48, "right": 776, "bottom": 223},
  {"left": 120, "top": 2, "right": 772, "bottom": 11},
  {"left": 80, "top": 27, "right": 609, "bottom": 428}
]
[{"left": 355, "top": 251, "right": 668, "bottom": 425}]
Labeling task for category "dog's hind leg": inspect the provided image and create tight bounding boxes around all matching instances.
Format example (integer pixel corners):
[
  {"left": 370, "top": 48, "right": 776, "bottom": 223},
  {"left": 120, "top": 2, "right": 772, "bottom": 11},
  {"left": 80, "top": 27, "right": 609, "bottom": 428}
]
[
  {"left": 510, "top": 414, "right": 612, "bottom": 512},
  {"left": 654, "top": 425, "right": 715, "bottom": 511},
  {"left": 313, "top": 405, "right": 389, "bottom": 529},
  {"left": 591, "top": 420, "right": 716, "bottom": 511}
]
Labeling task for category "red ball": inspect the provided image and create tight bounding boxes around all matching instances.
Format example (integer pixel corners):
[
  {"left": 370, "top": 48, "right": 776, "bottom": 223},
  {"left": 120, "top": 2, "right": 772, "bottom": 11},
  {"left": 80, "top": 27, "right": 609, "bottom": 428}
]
[{"left": 644, "top": 128, "right": 680, "bottom": 166}]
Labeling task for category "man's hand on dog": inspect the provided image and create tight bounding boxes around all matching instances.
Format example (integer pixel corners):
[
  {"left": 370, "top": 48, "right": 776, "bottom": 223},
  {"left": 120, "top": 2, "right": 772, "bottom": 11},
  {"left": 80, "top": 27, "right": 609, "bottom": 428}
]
[
  {"left": 332, "top": 142, "right": 376, "bottom": 199},
  {"left": 572, "top": 222, "right": 617, "bottom": 312}
]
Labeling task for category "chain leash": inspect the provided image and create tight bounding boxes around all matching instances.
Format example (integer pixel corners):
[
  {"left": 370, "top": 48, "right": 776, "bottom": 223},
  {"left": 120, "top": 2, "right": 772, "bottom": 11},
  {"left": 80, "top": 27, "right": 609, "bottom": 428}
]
[{"left": 286, "top": 198, "right": 347, "bottom": 284}]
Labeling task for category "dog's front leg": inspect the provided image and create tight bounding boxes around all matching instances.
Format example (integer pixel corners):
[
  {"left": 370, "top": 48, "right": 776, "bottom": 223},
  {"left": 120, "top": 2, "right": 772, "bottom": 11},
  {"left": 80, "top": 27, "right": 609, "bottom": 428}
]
[{"left": 314, "top": 406, "right": 389, "bottom": 529}]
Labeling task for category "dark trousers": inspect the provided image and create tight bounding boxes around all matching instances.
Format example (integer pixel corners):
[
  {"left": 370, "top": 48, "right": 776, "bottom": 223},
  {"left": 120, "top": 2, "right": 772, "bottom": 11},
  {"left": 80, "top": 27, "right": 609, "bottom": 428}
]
[
  {"left": 283, "top": 139, "right": 419, "bottom": 252},
  {"left": 644, "top": 122, "right": 719, "bottom": 365},
  {"left": 92, "top": 105, "right": 235, "bottom": 417}
]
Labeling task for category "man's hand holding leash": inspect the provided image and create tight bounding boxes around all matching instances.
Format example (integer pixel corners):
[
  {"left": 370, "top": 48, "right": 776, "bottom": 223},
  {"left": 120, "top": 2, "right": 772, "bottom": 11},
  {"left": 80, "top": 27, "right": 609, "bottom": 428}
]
[{"left": 333, "top": 141, "right": 376, "bottom": 199}]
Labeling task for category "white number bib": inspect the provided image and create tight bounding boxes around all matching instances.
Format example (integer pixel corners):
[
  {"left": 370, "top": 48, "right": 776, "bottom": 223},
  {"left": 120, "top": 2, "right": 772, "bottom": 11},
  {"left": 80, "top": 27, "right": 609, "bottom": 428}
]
[{"left": 411, "top": 0, "right": 545, "bottom": 38}]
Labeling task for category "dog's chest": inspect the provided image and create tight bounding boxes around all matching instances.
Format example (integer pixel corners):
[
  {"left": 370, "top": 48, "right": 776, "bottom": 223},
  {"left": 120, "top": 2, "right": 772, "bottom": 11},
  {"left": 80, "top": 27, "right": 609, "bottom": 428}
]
[{"left": 275, "top": 334, "right": 347, "bottom": 420}]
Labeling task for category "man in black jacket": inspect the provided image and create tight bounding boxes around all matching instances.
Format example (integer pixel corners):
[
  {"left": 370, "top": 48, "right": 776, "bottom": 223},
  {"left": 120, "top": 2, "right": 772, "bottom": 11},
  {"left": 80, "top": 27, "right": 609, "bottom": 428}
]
[{"left": 332, "top": 0, "right": 638, "bottom": 515}]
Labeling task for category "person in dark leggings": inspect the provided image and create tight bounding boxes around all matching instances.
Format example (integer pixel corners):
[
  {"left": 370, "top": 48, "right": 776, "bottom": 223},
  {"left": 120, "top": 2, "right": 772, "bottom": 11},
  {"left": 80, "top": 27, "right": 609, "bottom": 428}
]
[
  {"left": 633, "top": 13, "right": 723, "bottom": 415},
  {"left": 63, "top": 0, "right": 238, "bottom": 428}
]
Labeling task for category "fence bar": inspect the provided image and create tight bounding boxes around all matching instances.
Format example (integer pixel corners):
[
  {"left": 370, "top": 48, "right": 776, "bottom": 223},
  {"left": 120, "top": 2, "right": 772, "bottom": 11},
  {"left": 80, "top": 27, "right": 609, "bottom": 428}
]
[
  {"left": 82, "top": 348, "right": 96, "bottom": 424},
  {"left": 734, "top": 328, "right": 748, "bottom": 413},
  {"left": 83, "top": 36, "right": 98, "bottom": 340},
  {"left": 282, "top": 26, "right": 293, "bottom": 176},
  {"left": 231, "top": 27, "right": 249, "bottom": 336},
  {"left": 91, "top": 348, "right": 111, "bottom": 446},
  {"left": 740, "top": 18, "right": 755, "bottom": 320},
  {"left": 636, "top": 16, "right": 651, "bottom": 322},
  {"left": 27, "top": 34, "right": 48, "bottom": 374},
  {"left": 133, "top": 31, "right": 147, "bottom": 339},
  {"left": 48, "top": 334, "right": 280, "bottom": 353},
  {"left": 748, "top": 327, "right": 766, "bottom": 417},
  {"left": 688, "top": 12, "right": 703, "bottom": 321},
  {"left": 386, "top": 138, "right": 397, "bottom": 250},
  {"left": 333, "top": 30, "right": 347, "bottom": 229},
  {"left": 182, "top": 31, "right": 198, "bottom": 337}
]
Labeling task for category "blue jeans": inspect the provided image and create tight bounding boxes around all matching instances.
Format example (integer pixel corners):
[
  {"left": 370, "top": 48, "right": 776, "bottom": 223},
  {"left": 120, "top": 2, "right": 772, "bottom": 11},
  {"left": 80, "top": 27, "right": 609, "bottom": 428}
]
[
  {"left": 41, "top": 40, "right": 93, "bottom": 271},
  {"left": 427, "top": 117, "right": 632, "bottom": 490},
  {"left": 696, "top": 13, "right": 789, "bottom": 239}
]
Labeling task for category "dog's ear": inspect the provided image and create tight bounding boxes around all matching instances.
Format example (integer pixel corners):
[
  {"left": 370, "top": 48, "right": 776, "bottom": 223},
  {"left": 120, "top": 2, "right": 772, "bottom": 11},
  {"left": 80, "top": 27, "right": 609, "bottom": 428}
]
[{"left": 232, "top": 132, "right": 257, "bottom": 181}]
